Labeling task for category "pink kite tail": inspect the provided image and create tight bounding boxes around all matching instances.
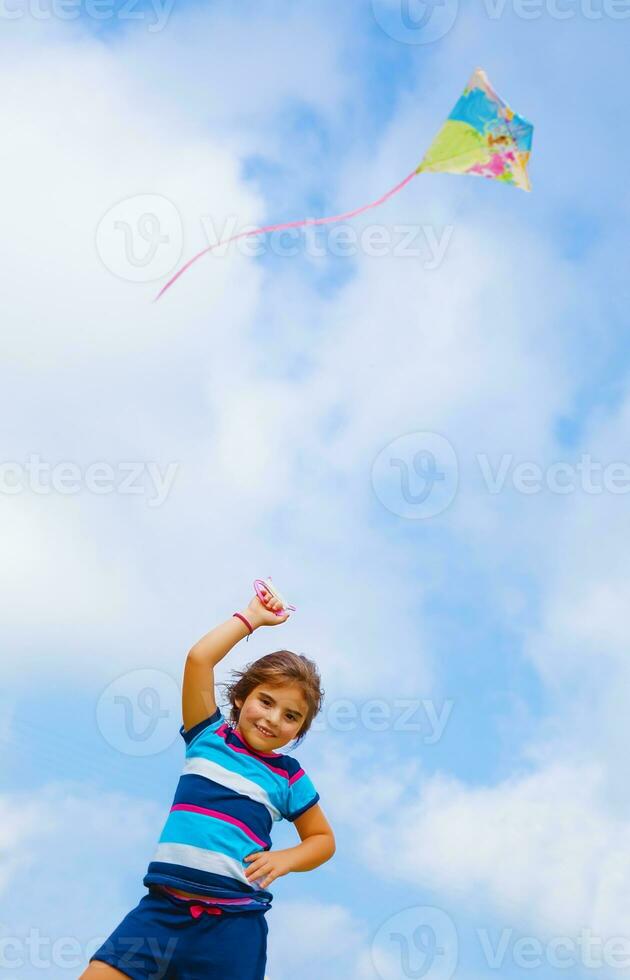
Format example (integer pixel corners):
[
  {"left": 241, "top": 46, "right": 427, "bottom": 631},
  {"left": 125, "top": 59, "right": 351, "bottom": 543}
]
[{"left": 154, "top": 168, "right": 419, "bottom": 302}]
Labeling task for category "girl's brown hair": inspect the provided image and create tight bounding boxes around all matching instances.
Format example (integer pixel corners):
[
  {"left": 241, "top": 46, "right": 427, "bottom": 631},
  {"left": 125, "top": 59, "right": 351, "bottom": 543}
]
[{"left": 218, "top": 650, "right": 324, "bottom": 749}]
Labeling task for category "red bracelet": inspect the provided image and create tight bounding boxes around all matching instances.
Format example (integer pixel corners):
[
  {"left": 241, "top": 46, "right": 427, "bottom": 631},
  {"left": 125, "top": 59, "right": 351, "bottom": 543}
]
[{"left": 233, "top": 612, "right": 253, "bottom": 640}]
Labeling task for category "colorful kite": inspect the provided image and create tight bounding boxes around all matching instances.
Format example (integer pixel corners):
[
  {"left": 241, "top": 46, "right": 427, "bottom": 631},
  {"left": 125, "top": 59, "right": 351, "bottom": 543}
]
[
  {"left": 417, "top": 67, "right": 533, "bottom": 190},
  {"left": 155, "top": 68, "right": 533, "bottom": 302}
]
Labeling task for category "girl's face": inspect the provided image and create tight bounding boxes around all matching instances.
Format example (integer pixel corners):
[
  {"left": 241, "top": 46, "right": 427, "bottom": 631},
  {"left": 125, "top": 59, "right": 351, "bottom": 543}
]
[{"left": 235, "top": 682, "right": 308, "bottom": 751}]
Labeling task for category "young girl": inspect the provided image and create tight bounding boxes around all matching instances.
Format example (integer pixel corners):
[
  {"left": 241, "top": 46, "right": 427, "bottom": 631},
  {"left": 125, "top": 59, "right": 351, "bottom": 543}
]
[{"left": 82, "top": 584, "right": 335, "bottom": 979}]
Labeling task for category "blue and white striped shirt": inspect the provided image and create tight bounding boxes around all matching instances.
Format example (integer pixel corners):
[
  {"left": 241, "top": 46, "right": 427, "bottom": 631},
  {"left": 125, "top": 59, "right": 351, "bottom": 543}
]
[{"left": 143, "top": 706, "right": 320, "bottom": 911}]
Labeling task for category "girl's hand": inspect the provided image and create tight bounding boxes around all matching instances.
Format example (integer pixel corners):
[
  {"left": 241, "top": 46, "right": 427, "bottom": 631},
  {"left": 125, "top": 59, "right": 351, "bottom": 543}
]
[
  {"left": 243, "top": 848, "right": 295, "bottom": 888},
  {"left": 243, "top": 586, "right": 291, "bottom": 629}
]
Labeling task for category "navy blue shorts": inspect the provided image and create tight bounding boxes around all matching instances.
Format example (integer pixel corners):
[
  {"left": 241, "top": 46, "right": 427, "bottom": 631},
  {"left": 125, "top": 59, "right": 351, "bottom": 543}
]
[{"left": 90, "top": 886, "right": 269, "bottom": 979}]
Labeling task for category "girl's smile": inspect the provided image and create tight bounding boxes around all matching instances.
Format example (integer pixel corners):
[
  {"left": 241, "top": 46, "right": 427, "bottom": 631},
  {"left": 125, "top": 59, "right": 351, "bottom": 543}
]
[{"left": 235, "top": 684, "right": 308, "bottom": 750}]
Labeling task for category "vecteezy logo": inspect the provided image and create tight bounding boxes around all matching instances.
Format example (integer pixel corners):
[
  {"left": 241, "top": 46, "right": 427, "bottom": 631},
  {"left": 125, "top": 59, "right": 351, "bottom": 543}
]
[
  {"left": 95, "top": 194, "right": 183, "bottom": 283},
  {"left": 371, "top": 0, "right": 458, "bottom": 44},
  {"left": 371, "top": 432, "right": 458, "bottom": 519},
  {"left": 96, "top": 669, "right": 181, "bottom": 756},
  {"left": 371, "top": 905, "right": 458, "bottom": 980}
]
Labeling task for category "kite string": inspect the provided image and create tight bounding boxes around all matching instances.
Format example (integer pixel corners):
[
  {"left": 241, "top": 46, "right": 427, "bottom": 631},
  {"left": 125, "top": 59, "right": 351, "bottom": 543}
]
[{"left": 154, "top": 168, "right": 419, "bottom": 302}]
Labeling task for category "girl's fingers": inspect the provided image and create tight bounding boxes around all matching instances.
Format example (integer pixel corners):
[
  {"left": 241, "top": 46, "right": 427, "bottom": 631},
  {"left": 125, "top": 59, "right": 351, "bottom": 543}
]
[
  {"left": 258, "top": 591, "right": 288, "bottom": 618},
  {"left": 259, "top": 589, "right": 276, "bottom": 605},
  {"left": 249, "top": 866, "right": 269, "bottom": 880}
]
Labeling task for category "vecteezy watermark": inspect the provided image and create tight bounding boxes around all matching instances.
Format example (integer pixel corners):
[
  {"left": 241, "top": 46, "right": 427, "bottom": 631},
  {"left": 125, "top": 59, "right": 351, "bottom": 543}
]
[
  {"left": 371, "top": 0, "right": 627, "bottom": 40},
  {"left": 309, "top": 697, "right": 454, "bottom": 743},
  {"left": 371, "top": 432, "right": 459, "bottom": 521},
  {"left": 96, "top": 195, "right": 184, "bottom": 283},
  {"left": 372, "top": 905, "right": 459, "bottom": 980},
  {"left": 0, "top": 455, "right": 179, "bottom": 507},
  {"left": 477, "top": 926, "right": 630, "bottom": 969},
  {"left": 477, "top": 453, "right": 630, "bottom": 496},
  {"left": 95, "top": 195, "right": 455, "bottom": 284},
  {"left": 0, "top": 927, "right": 178, "bottom": 975},
  {"left": 372, "top": 435, "right": 630, "bottom": 520},
  {"left": 2, "top": 945, "right": 276, "bottom": 980},
  {"left": 371, "top": 0, "right": 459, "bottom": 44},
  {"left": 198, "top": 215, "right": 454, "bottom": 268},
  {"left": 370, "top": 907, "right": 630, "bottom": 978},
  {"left": 0, "top": 0, "right": 175, "bottom": 31},
  {"left": 96, "top": 669, "right": 184, "bottom": 756},
  {"left": 482, "top": 0, "right": 630, "bottom": 19}
]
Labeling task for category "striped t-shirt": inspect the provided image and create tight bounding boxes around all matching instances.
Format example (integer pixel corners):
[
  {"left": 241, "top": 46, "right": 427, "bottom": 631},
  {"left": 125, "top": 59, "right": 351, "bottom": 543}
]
[{"left": 143, "top": 706, "right": 320, "bottom": 912}]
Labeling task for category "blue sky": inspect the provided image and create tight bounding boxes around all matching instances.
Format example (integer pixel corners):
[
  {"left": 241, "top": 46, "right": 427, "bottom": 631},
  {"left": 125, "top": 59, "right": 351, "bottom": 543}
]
[{"left": 2, "top": 0, "right": 630, "bottom": 978}]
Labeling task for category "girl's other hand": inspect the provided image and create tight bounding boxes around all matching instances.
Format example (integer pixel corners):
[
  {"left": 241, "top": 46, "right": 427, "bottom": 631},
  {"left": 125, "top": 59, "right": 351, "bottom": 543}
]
[
  {"left": 243, "top": 848, "right": 295, "bottom": 888},
  {"left": 244, "top": 587, "right": 291, "bottom": 629}
]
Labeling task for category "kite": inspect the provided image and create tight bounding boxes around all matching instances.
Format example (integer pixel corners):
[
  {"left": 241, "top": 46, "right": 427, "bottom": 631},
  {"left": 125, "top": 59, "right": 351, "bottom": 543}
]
[
  {"left": 417, "top": 67, "right": 533, "bottom": 190},
  {"left": 154, "top": 68, "right": 533, "bottom": 302}
]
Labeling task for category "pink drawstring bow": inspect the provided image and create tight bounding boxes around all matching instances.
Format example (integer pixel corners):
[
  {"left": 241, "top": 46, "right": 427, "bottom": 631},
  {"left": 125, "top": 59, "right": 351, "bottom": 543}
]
[{"left": 189, "top": 903, "right": 223, "bottom": 919}]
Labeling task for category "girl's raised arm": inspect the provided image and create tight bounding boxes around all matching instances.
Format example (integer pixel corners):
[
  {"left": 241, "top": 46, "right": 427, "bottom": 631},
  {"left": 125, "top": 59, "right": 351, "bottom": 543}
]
[{"left": 181, "top": 587, "right": 290, "bottom": 732}]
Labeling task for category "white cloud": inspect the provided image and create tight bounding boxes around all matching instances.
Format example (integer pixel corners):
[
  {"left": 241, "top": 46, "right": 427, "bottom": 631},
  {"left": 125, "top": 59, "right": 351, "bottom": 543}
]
[
  {"left": 318, "top": 747, "right": 630, "bottom": 954},
  {"left": 0, "top": 782, "right": 164, "bottom": 976},
  {"left": 524, "top": 388, "right": 630, "bottom": 685},
  {"left": 0, "top": 780, "right": 376, "bottom": 980},
  {"left": 0, "top": 494, "right": 148, "bottom": 634},
  {"left": 266, "top": 898, "right": 368, "bottom": 980},
  {"left": 111, "top": 0, "right": 359, "bottom": 134},
  {"left": 3, "top": 5, "right": 630, "bottom": 977}
]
